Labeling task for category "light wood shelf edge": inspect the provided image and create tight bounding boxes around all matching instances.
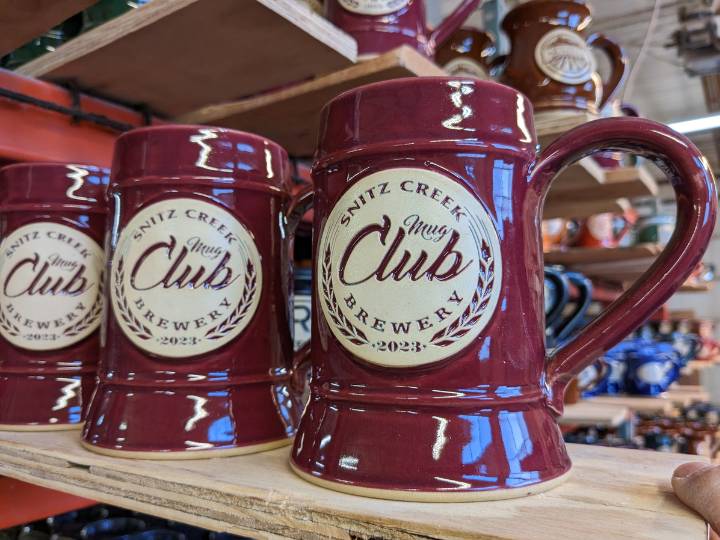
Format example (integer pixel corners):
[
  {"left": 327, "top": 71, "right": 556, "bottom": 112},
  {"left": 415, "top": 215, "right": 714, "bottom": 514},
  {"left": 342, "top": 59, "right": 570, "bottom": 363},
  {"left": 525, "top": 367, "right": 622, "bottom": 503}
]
[
  {"left": 178, "top": 45, "right": 442, "bottom": 125},
  {"left": 17, "top": 0, "right": 356, "bottom": 78},
  {"left": 0, "top": 431, "right": 706, "bottom": 540}
]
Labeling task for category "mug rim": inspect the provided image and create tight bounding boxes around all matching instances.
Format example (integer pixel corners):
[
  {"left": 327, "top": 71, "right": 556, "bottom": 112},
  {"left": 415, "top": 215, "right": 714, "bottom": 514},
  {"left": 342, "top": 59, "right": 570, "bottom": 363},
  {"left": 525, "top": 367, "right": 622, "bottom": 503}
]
[
  {"left": 502, "top": 0, "right": 592, "bottom": 30},
  {"left": 322, "top": 76, "right": 532, "bottom": 118},
  {"left": 114, "top": 123, "right": 289, "bottom": 159},
  {"left": 0, "top": 161, "right": 108, "bottom": 175}
]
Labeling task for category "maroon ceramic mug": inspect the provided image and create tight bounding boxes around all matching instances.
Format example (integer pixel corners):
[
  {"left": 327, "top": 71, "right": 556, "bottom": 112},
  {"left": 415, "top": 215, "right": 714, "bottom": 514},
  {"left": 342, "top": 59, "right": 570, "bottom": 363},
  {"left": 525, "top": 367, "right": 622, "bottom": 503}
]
[
  {"left": 325, "top": 0, "right": 481, "bottom": 58},
  {"left": 82, "top": 126, "right": 310, "bottom": 458},
  {"left": 290, "top": 77, "right": 717, "bottom": 500},
  {"left": 0, "top": 163, "right": 108, "bottom": 430}
]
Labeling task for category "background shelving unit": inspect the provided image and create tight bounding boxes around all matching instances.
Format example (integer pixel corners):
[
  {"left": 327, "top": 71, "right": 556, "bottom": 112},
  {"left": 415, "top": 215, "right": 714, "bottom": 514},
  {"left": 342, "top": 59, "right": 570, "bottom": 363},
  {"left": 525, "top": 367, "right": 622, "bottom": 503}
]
[
  {"left": 0, "top": 2, "right": 717, "bottom": 539},
  {"left": 16, "top": 0, "right": 357, "bottom": 117}
]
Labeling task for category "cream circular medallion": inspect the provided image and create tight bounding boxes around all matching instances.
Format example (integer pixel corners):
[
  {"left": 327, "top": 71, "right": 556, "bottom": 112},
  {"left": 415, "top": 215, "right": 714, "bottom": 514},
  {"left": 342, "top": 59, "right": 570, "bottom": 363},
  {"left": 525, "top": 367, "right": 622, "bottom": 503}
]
[
  {"left": 443, "top": 58, "right": 489, "bottom": 80},
  {"left": 338, "top": 0, "right": 409, "bottom": 15},
  {"left": 318, "top": 168, "right": 502, "bottom": 368},
  {"left": 0, "top": 223, "right": 104, "bottom": 351},
  {"left": 111, "top": 198, "right": 262, "bottom": 358},
  {"left": 535, "top": 28, "right": 596, "bottom": 85}
]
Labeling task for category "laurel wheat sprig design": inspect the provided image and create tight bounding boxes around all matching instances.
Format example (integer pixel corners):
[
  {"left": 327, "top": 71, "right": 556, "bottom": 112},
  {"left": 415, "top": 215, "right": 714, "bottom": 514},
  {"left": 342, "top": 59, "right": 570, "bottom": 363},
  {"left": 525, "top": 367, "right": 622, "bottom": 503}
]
[
  {"left": 430, "top": 240, "right": 495, "bottom": 347},
  {"left": 0, "top": 305, "right": 20, "bottom": 337},
  {"left": 114, "top": 257, "right": 153, "bottom": 340},
  {"left": 321, "top": 246, "right": 369, "bottom": 346},
  {"left": 204, "top": 260, "right": 257, "bottom": 341},
  {"left": 63, "top": 277, "right": 104, "bottom": 338}
]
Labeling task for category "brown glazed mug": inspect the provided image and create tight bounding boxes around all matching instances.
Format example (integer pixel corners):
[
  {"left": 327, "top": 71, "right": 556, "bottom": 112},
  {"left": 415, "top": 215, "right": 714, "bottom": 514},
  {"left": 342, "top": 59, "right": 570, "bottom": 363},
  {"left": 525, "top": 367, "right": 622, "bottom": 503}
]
[
  {"left": 573, "top": 210, "right": 636, "bottom": 249},
  {"left": 498, "top": 0, "right": 628, "bottom": 114},
  {"left": 0, "top": 163, "right": 108, "bottom": 430},
  {"left": 435, "top": 27, "right": 496, "bottom": 79},
  {"left": 82, "top": 126, "right": 311, "bottom": 458},
  {"left": 289, "top": 77, "right": 717, "bottom": 500},
  {"left": 325, "top": 0, "right": 480, "bottom": 58}
]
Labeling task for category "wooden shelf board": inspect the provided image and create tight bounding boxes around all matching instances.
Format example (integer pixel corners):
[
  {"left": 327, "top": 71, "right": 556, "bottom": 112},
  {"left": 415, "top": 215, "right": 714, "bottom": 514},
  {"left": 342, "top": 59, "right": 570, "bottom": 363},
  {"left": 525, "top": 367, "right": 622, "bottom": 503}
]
[
  {"left": 589, "top": 387, "right": 707, "bottom": 413},
  {"left": 536, "top": 110, "right": 599, "bottom": 146},
  {"left": 17, "top": 0, "right": 357, "bottom": 117},
  {"left": 0, "top": 431, "right": 706, "bottom": 540},
  {"left": 548, "top": 165, "right": 658, "bottom": 203},
  {"left": 559, "top": 401, "right": 630, "bottom": 427},
  {"left": 587, "top": 395, "right": 676, "bottom": 414},
  {"left": 666, "top": 384, "right": 710, "bottom": 404},
  {"left": 0, "top": 0, "right": 95, "bottom": 57},
  {"left": 550, "top": 158, "right": 605, "bottom": 193},
  {"left": 543, "top": 197, "right": 630, "bottom": 220},
  {"left": 544, "top": 244, "right": 662, "bottom": 266},
  {"left": 680, "top": 281, "right": 715, "bottom": 293},
  {"left": 178, "top": 45, "right": 445, "bottom": 157}
]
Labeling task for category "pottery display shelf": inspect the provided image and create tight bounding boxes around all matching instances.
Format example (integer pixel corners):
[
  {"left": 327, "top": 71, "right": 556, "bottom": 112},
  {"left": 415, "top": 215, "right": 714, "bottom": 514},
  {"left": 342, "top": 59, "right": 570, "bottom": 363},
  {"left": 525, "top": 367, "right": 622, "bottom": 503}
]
[
  {"left": 559, "top": 401, "right": 630, "bottom": 428},
  {"left": 588, "top": 386, "right": 709, "bottom": 415},
  {"left": 544, "top": 244, "right": 714, "bottom": 291},
  {"left": 545, "top": 162, "right": 658, "bottom": 220},
  {"left": 179, "top": 46, "right": 445, "bottom": 157},
  {"left": 0, "top": 0, "right": 95, "bottom": 57},
  {"left": 0, "top": 431, "right": 707, "bottom": 540},
  {"left": 15, "top": 0, "right": 357, "bottom": 117}
]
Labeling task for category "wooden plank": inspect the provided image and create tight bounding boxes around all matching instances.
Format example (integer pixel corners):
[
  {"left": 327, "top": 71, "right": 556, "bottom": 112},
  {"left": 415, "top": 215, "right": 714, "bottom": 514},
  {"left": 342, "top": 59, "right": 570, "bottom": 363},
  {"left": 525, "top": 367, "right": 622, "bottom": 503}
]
[
  {"left": 0, "top": 431, "right": 706, "bottom": 540},
  {"left": 17, "top": 0, "right": 357, "bottom": 117},
  {"left": 536, "top": 110, "right": 599, "bottom": 146},
  {"left": 548, "top": 166, "right": 658, "bottom": 202},
  {"left": 680, "top": 282, "right": 715, "bottom": 293},
  {"left": 666, "top": 385, "right": 709, "bottom": 405},
  {"left": 588, "top": 395, "right": 676, "bottom": 414},
  {"left": 0, "top": 0, "right": 95, "bottom": 57},
  {"left": 178, "top": 46, "right": 445, "bottom": 157},
  {"left": 550, "top": 158, "right": 606, "bottom": 192},
  {"left": 559, "top": 401, "right": 630, "bottom": 427},
  {"left": 543, "top": 197, "right": 630, "bottom": 220},
  {"left": 544, "top": 244, "right": 662, "bottom": 266}
]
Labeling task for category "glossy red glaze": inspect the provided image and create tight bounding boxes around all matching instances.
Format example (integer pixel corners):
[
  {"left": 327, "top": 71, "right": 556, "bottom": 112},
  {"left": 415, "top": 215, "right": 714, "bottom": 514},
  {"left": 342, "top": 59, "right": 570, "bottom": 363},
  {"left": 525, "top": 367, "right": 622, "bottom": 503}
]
[
  {"left": 82, "top": 125, "right": 304, "bottom": 455},
  {"left": 325, "top": 0, "right": 480, "bottom": 58},
  {"left": 0, "top": 163, "right": 109, "bottom": 428},
  {"left": 291, "top": 77, "right": 717, "bottom": 497}
]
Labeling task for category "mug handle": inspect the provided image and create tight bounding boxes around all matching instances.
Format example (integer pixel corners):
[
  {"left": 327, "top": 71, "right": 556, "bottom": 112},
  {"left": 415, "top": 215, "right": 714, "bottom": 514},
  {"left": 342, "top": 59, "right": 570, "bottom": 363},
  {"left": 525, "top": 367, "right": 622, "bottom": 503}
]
[
  {"left": 429, "top": 0, "right": 482, "bottom": 51},
  {"left": 554, "top": 272, "right": 593, "bottom": 343},
  {"left": 544, "top": 267, "right": 569, "bottom": 331},
  {"left": 532, "top": 117, "right": 717, "bottom": 414},
  {"left": 286, "top": 185, "right": 314, "bottom": 392},
  {"left": 587, "top": 33, "right": 629, "bottom": 111}
]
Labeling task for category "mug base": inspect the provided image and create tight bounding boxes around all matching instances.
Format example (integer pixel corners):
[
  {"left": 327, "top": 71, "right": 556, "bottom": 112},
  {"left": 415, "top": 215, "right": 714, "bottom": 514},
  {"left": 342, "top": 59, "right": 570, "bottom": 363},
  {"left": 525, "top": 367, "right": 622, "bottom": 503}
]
[
  {"left": 81, "top": 437, "right": 292, "bottom": 460},
  {"left": 0, "top": 422, "right": 83, "bottom": 432},
  {"left": 82, "top": 380, "right": 301, "bottom": 455},
  {"left": 291, "top": 395, "right": 572, "bottom": 497},
  {"left": 290, "top": 460, "right": 572, "bottom": 502}
]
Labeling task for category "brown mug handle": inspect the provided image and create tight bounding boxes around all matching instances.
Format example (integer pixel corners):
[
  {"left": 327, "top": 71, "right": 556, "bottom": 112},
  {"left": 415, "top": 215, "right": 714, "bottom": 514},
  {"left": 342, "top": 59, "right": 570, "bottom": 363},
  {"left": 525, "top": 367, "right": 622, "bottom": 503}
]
[
  {"left": 287, "top": 185, "right": 314, "bottom": 393},
  {"left": 430, "top": 0, "right": 481, "bottom": 50},
  {"left": 587, "top": 33, "right": 629, "bottom": 111},
  {"left": 531, "top": 117, "right": 717, "bottom": 414}
]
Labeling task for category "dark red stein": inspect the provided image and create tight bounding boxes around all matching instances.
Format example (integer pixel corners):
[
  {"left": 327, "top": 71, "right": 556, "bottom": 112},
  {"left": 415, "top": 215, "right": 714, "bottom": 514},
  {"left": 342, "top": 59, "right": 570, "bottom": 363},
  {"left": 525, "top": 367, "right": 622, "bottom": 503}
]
[
  {"left": 290, "top": 78, "right": 717, "bottom": 500},
  {"left": 0, "top": 163, "right": 108, "bottom": 430},
  {"left": 82, "top": 126, "right": 308, "bottom": 458}
]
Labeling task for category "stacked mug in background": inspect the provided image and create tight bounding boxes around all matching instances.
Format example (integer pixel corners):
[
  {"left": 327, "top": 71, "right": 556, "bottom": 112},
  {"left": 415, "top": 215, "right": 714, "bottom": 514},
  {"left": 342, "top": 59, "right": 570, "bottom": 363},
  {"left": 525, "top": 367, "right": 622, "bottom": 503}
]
[{"left": 0, "top": 74, "right": 715, "bottom": 501}]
